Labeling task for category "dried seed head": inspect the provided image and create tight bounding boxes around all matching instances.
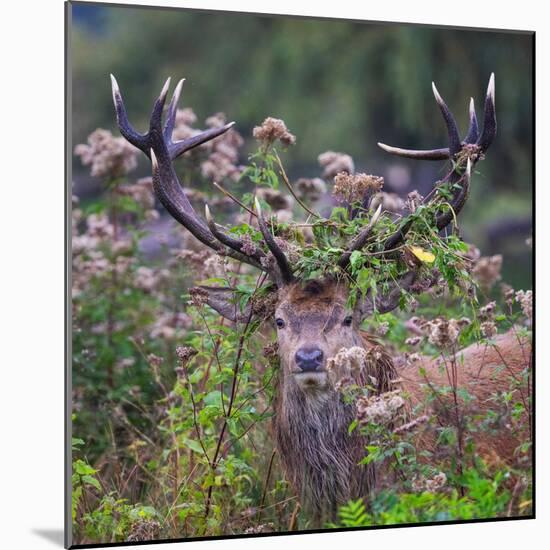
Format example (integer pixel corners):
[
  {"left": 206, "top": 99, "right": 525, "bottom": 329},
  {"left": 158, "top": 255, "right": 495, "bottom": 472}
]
[
  {"left": 250, "top": 291, "right": 278, "bottom": 319},
  {"left": 262, "top": 341, "right": 279, "bottom": 359},
  {"left": 127, "top": 520, "right": 161, "bottom": 542},
  {"left": 333, "top": 172, "right": 384, "bottom": 204},
  {"left": 501, "top": 283, "right": 515, "bottom": 306},
  {"left": 253, "top": 117, "right": 296, "bottom": 147},
  {"left": 480, "top": 321, "right": 497, "bottom": 339},
  {"left": 147, "top": 353, "right": 163, "bottom": 367},
  {"left": 412, "top": 472, "right": 447, "bottom": 493},
  {"left": 479, "top": 301, "right": 496, "bottom": 321},
  {"left": 356, "top": 390, "right": 405, "bottom": 425},
  {"left": 472, "top": 254, "right": 503, "bottom": 290},
  {"left": 176, "top": 345, "right": 198, "bottom": 363},
  {"left": 189, "top": 286, "right": 209, "bottom": 307},
  {"left": 240, "top": 233, "right": 257, "bottom": 256},
  {"left": 318, "top": 150, "right": 354, "bottom": 179},
  {"left": 294, "top": 177, "right": 327, "bottom": 202},
  {"left": 405, "top": 190, "right": 423, "bottom": 213},
  {"left": 422, "top": 317, "right": 467, "bottom": 348},
  {"left": 515, "top": 289, "right": 533, "bottom": 320}
]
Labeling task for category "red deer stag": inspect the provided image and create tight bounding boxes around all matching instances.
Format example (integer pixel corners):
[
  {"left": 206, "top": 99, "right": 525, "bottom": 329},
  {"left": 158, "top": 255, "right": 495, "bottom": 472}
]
[{"left": 111, "top": 73, "right": 531, "bottom": 523}]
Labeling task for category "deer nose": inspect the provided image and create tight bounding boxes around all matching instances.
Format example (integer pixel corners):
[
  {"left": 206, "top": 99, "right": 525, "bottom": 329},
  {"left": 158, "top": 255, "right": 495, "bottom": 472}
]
[{"left": 295, "top": 347, "right": 324, "bottom": 372}]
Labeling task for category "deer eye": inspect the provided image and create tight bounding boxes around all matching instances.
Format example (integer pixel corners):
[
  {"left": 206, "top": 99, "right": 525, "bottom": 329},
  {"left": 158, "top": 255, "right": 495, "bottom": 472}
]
[
  {"left": 275, "top": 318, "right": 285, "bottom": 329},
  {"left": 343, "top": 315, "right": 353, "bottom": 327}
]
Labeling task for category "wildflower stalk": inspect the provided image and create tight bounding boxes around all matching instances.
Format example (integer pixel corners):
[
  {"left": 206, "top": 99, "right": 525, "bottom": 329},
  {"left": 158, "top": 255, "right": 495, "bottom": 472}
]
[
  {"left": 202, "top": 272, "right": 266, "bottom": 530},
  {"left": 212, "top": 181, "right": 257, "bottom": 218},
  {"left": 273, "top": 151, "right": 320, "bottom": 218},
  {"left": 257, "top": 449, "right": 277, "bottom": 523}
]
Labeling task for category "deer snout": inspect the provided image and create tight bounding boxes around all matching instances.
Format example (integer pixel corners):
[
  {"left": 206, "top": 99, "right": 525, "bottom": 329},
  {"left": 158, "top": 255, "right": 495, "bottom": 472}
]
[{"left": 295, "top": 347, "right": 324, "bottom": 372}]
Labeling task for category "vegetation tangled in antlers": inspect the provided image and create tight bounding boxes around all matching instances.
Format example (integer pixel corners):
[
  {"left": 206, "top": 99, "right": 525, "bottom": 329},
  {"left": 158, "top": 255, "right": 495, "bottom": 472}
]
[{"left": 110, "top": 73, "right": 496, "bottom": 313}]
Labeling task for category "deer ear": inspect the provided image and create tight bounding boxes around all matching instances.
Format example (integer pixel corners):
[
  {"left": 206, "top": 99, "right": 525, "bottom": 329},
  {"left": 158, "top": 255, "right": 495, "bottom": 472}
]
[
  {"left": 197, "top": 286, "right": 253, "bottom": 323},
  {"left": 355, "top": 271, "right": 418, "bottom": 321},
  {"left": 355, "top": 293, "right": 399, "bottom": 321}
]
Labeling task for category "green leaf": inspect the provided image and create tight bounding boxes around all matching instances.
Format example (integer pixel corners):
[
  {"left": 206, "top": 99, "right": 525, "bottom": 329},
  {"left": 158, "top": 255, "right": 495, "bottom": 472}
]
[
  {"left": 82, "top": 474, "right": 101, "bottom": 491},
  {"left": 350, "top": 250, "right": 362, "bottom": 270},
  {"left": 182, "top": 438, "right": 206, "bottom": 455},
  {"left": 74, "top": 459, "right": 97, "bottom": 476},
  {"left": 72, "top": 437, "right": 85, "bottom": 450}
]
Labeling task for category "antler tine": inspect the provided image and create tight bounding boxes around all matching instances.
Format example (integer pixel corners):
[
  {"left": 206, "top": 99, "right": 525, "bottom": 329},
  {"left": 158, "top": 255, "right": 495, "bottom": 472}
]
[
  {"left": 378, "top": 75, "right": 496, "bottom": 254},
  {"left": 463, "top": 97, "right": 479, "bottom": 144},
  {"left": 163, "top": 78, "right": 185, "bottom": 140},
  {"left": 377, "top": 142, "right": 450, "bottom": 160},
  {"left": 110, "top": 74, "right": 149, "bottom": 151},
  {"left": 204, "top": 204, "right": 266, "bottom": 269},
  {"left": 476, "top": 73, "right": 497, "bottom": 152},
  {"left": 338, "top": 204, "right": 382, "bottom": 269},
  {"left": 149, "top": 77, "right": 172, "bottom": 134},
  {"left": 170, "top": 122, "right": 236, "bottom": 159},
  {"left": 377, "top": 80, "right": 474, "bottom": 160},
  {"left": 111, "top": 75, "right": 235, "bottom": 160},
  {"left": 436, "top": 157, "right": 471, "bottom": 231},
  {"left": 432, "top": 81, "right": 462, "bottom": 157},
  {"left": 255, "top": 198, "right": 294, "bottom": 284}
]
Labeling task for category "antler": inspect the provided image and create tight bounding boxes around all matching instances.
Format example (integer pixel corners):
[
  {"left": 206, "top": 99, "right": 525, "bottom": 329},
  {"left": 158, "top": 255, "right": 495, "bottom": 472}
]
[
  {"left": 347, "top": 74, "right": 496, "bottom": 314},
  {"left": 377, "top": 74, "right": 495, "bottom": 161},
  {"left": 110, "top": 75, "right": 293, "bottom": 285},
  {"left": 380, "top": 74, "right": 496, "bottom": 253},
  {"left": 359, "top": 270, "right": 418, "bottom": 317}
]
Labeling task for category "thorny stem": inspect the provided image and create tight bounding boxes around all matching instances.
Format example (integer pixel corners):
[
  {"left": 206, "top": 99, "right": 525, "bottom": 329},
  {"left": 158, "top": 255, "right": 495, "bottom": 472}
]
[
  {"left": 257, "top": 450, "right": 277, "bottom": 522},
  {"left": 213, "top": 181, "right": 257, "bottom": 218},
  {"left": 491, "top": 343, "right": 531, "bottom": 441},
  {"left": 188, "top": 380, "right": 211, "bottom": 463},
  {"left": 440, "top": 348, "right": 465, "bottom": 495},
  {"left": 196, "top": 306, "right": 227, "bottom": 417},
  {"left": 202, "top": 273, "right": 265, "bottom": 528}
]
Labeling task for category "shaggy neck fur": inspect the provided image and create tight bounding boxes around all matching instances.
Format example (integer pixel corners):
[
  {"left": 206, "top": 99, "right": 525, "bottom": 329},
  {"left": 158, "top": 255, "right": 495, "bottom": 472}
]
[{"left": 273, "top": 333, "right": 397, "bottom": 523}]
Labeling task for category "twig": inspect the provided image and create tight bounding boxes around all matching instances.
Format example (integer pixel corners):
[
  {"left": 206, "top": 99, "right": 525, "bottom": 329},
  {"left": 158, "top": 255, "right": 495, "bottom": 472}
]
[
  {"left": 202, "top": 275, "right": 263, "bottom": 526},
  {"left": 274, "top": 152, "right": 320, "bottom": 218},
  {"left": 257, "top": 450, "right": 277, "bottom": 523},
  {"left": 288, "top": 501, "right": 301, "bottom": 531},
  {"left": 213, "top": 181, "right": 257, "bottom": 217}
]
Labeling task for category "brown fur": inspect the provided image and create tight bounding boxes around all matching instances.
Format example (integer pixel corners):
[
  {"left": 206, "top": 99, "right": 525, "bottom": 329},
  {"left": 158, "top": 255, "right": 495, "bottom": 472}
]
[
  {"left": 269, "top": 279, "right": 531, "bottom": 523},
  {"left": 273, "top": 280, "right": 399, "bottom": 522},
  {"left": 400, "top": 330, "right": 531, "bottom": 466}
]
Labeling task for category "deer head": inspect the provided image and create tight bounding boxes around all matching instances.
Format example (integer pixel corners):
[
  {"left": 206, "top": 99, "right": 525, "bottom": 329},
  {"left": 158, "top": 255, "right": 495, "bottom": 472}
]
[{"left": 111, "top": 73, "right": 496, "bottom": 398}]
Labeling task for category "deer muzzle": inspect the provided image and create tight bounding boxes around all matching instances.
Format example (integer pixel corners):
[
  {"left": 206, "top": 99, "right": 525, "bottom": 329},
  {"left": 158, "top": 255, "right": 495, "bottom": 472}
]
[{"left": 295, "top": 347, "right": 324, "bottom": 372}]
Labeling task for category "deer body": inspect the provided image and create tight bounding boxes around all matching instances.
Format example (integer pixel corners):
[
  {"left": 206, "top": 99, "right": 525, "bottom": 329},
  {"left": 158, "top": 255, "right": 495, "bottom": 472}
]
[
  {"left": 271, "top": 280, "right": 531, "bottom": 521},
  {"left": 401, "top": 330, "right": 531, "bottom": 466},
  {"left": 110, "top": 72, "right": 530, "bottom": 523}
]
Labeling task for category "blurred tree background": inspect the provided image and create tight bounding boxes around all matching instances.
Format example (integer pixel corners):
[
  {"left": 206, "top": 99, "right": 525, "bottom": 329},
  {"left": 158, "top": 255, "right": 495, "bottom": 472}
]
[
  {"left": 70, "top": 3, "right": 533, "bottom": 287},
  {"left": 69, "top": 6, "right": 534, "bottom": 541}
]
